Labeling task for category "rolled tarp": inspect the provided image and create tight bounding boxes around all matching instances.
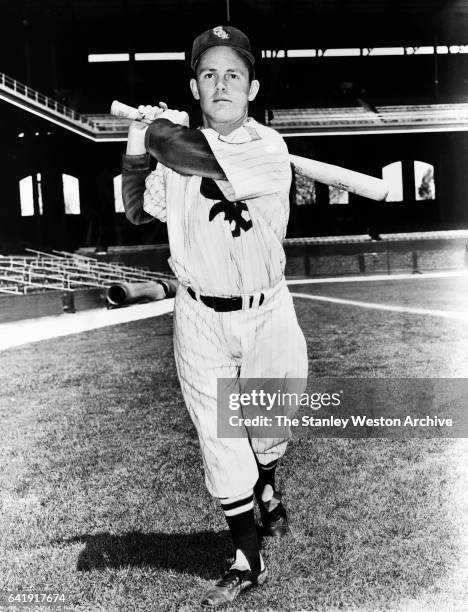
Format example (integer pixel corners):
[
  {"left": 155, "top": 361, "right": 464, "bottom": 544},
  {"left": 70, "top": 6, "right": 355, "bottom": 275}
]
[{"left": 106, "top": 279, "right": 178, "bottom": 307}]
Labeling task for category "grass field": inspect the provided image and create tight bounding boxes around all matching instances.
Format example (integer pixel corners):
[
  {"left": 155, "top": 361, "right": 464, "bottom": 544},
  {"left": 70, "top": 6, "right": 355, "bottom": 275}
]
[{"left": 1, "top": 275, "right": 467, "bottom": 611}]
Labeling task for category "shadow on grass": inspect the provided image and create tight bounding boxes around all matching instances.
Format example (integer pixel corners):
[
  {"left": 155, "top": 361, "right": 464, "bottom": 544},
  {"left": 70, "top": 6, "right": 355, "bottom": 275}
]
[{"left": 62, "top": 530, "right": 238, "bottom": 579}]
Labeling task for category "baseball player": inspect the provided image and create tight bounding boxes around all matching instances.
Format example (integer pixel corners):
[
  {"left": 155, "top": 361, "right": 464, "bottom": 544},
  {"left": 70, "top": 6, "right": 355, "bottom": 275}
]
[{"left": 122, "top": 25, "right": 308, "bottom": 608}]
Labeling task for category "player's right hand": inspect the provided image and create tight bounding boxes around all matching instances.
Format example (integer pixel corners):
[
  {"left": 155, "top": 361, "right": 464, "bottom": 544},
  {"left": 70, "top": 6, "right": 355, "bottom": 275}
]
[
  {"left": 126, "top": 102, "right": 166, "bottom": 154},
  {"left": 158, "top": 108, "right": 190, "bottom": 127},
  {"left": 126, "top": 102, "right": 168, "bottom": 154}
]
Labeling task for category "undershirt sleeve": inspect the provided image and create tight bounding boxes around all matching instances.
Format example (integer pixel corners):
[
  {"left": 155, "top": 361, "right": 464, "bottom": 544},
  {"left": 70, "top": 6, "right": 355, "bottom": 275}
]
[{"left": 144, "top": 119, "right": 226, "bottom": 179}]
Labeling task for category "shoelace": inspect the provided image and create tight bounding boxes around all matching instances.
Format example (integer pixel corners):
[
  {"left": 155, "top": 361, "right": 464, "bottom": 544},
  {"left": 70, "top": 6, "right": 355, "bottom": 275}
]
[
  {"left": 262, "top": 492, "right": 285, "bottom": 518},
  {"left": 216, "top": 568, "right": 247, "bottom": 588},
  {"left": 264, "top": 501, "right": 286, "bottom": 522}
]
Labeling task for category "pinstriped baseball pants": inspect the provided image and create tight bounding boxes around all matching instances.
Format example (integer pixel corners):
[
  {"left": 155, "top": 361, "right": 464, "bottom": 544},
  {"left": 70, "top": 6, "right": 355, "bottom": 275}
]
[{"left": 173, "top": 279, "right": 308, "bottom": 498}]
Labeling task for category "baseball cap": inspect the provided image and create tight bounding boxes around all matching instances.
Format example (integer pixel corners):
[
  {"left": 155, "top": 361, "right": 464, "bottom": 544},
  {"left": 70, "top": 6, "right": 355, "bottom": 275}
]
[{"left": 191, "top": 25, "right": 255, "bottom": 71}]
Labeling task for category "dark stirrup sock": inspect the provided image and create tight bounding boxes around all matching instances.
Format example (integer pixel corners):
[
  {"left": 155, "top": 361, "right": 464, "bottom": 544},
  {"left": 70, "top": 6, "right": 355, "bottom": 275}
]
[
  {"left": 254, "top": 458, "right": 278, "bottom": 504},
  {"left": 220, "top": 492, "right": 261, "bottom": 572}
]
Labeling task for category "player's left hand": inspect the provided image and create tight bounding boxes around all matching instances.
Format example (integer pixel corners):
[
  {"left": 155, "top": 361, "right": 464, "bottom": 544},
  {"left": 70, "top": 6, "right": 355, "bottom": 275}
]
[{"left": 136, "top": 101, "right": 168, "bottom": 124}]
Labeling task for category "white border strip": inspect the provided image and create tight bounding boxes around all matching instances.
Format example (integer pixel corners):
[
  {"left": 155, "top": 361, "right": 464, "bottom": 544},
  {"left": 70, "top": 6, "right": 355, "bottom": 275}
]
[
  {"left": 286, "top": 270, "right": 467, "bottom": 285},
  {"left": 291, "top": 292, "right": 468, "bottom": 322},
  {"left": 0, "top": 300, "right": 175, "bottom": 352}
]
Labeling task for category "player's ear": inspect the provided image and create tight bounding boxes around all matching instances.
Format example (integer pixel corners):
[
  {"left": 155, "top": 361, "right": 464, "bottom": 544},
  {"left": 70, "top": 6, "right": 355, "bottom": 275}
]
[
  {"left": 190, "top": 78, "right": 200, "bottom": 100},
  {"left": 248, "top": 79, "right": 260, "bottom": 102}
]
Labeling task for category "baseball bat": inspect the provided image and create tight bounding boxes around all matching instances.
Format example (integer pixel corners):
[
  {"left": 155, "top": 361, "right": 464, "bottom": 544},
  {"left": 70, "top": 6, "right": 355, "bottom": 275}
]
[
  {"left": 111, "top": 100, "right": 389, "bottom": 201},
  {"left": 290, "top": 154, "right": 388, "bottom": 201},
  {"left": 111, "top": 100, "right": 141, "bottom": 120}
]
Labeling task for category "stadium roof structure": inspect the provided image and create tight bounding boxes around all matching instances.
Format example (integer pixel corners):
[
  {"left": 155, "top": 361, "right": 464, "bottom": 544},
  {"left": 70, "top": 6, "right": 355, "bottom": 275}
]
[
  {"left": 2, "top": 70, "right": 468, "bottom": 140},
  {"left": 1, "top": 0, "right": 467, "bottom": 50},
  {"left": 1, "top": 2, "right": 468, "bottom": 135}
]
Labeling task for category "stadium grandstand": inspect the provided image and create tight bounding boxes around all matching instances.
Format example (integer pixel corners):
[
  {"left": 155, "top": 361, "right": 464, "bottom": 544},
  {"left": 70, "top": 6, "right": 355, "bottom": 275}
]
[{"left": 0, "top": 0, "right": 467, "bottom": 321}]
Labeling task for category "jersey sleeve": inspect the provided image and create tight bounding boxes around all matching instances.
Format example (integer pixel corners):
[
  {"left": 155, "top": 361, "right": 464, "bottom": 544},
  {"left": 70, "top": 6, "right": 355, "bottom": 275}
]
[
  {"left": 201, "top": 125, "right": 291, "bottom": 202},
  {"left": 145, "top": 119, "right": 225, "bottom": 179},
  {"left": 143, "top": 162, "right": 167, "bottom": 222}
]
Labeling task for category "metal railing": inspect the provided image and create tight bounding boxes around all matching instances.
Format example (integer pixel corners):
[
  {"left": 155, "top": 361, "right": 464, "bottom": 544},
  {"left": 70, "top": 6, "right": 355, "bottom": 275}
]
[
  {"left": 0, "top": 72, "right": 129, "bottom": 136},
  {"left": 0, "top": 72, "right": 102, "bottom": 129}
]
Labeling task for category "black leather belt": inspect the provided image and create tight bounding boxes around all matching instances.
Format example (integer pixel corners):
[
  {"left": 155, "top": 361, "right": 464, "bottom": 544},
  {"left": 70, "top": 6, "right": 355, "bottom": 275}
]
[{"left": 187, "top": 286, "right": 265, "bottom": 312}]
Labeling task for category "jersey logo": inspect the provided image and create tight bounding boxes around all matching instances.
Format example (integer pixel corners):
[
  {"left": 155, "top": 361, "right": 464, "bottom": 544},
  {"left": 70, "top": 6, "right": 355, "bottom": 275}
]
[
  {"left": 212, "top": 26, "right": 230, "bottom": 39},
  {"left": 209, "top": 199, "right": 252, "bottom": 237}
]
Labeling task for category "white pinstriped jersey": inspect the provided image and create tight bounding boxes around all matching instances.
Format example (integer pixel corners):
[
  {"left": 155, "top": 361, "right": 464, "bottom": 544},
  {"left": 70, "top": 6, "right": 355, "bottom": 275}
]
[{"left": 143, "top": 118, "right": 291, "bottom": 296}]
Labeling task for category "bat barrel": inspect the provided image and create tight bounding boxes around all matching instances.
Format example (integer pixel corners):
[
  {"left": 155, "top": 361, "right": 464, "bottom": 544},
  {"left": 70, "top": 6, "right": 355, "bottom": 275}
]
[{"left": 290, "top": 154, "right": 389, "bottom": 201}]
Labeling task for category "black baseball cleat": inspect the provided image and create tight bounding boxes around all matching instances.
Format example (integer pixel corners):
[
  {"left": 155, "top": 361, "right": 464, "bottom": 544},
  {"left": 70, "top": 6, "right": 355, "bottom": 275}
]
[
  {"left": 260, "top": 492, "right": 290, "bottom": 537},
  {"left": 201, "top": 566, "right": 268, "bottom": 608}
]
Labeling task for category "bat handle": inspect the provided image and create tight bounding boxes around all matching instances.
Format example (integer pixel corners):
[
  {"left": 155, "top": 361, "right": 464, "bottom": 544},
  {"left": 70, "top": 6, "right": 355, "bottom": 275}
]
[{"left": 110, "top": 100, "right": 141, "bottom": 120}]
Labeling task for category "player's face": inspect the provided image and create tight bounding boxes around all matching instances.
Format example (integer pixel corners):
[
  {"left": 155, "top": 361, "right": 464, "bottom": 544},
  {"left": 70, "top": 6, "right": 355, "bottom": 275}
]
[{"left": 190, "top": 46, "right": 259, "bottom": 135}]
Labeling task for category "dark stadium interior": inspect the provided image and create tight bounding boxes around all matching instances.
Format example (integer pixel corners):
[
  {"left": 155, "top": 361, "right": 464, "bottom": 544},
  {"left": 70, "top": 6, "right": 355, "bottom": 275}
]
[{"left": 1, "top": 0, "right": 468, "bottom": 252}]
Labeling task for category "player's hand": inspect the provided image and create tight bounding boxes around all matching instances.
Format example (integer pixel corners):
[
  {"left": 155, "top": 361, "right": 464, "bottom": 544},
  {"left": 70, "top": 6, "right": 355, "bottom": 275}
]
[
  {"left": 158, "top": 108, "right": 190, "bottom": 127},
  {"left": 136, "top": 101, "right": 169, "bottom": 124},
  {"left": 126, "top": 102, "right": 168, "bottom": 154},
  {"left": 128, "top": 102, "right": 168, "bottom": 131}
]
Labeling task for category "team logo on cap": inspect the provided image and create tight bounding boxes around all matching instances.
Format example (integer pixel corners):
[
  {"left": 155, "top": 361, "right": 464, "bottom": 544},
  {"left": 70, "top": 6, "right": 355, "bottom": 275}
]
[{"left": 212, "top": 26, "right": 230, "bottom": 39}]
